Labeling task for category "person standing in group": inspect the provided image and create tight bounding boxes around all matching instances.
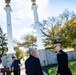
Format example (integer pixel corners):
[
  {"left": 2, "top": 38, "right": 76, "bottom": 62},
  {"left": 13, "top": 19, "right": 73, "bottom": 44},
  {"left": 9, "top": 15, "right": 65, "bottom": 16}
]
[
  {"left": 53, "top": 41, "right": 72, "bottom": 75},
  {"left": 0, "top": 59, "right": 4, "bottom": 75},
  {"left": 25, "top": 48, "right": 44, "bottom": 75},
  {"left": 11, "top": 56, "right": 22, "bottom": 75},
  {"left": 0, "top": 59, "right": 4, "bottom": 68}
]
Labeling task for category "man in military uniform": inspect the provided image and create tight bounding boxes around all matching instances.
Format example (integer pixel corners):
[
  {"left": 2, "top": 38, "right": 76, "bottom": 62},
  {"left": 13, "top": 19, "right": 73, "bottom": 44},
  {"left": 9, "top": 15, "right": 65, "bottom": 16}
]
[{"left": 54, "top": 41, "right": 72, "bottom": 75}]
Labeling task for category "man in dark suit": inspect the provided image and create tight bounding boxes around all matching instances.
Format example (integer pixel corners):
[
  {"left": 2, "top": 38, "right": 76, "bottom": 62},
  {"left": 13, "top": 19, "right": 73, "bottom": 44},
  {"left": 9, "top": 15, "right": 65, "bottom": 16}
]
[
  {"left": 25, "top": 48, "right": 43, "bottom": 75},
  {"left": 11, "top": 56, "right": 22, "bottom": 75},
  {"left": 54, "top": 41, "right": 72, "bottom": 75}
]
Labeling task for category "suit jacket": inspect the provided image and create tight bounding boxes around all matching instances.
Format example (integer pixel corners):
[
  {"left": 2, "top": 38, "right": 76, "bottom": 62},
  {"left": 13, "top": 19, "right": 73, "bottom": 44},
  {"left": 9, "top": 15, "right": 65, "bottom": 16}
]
[
  {"left": 25, "top": 55, "right": 43, "bottom": 75},
  {"left": 11, "top": 59, "right": 21, "bottom": 70},
  {"left": 57, "top": 50, "right": 72, "bottom": 75}
]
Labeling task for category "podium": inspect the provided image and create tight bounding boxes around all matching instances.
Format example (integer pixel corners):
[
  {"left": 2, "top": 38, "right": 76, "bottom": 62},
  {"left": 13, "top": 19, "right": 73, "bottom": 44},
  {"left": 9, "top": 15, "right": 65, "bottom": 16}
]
[{"left": 0, "top": 67, "right": 11, "bottom": 75}]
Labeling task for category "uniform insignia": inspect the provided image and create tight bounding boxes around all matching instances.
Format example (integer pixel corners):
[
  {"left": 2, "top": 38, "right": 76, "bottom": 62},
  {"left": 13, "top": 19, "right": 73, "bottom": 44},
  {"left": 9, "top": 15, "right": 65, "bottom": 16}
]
[{"left": 57, "top": 52, "right": 61, "bottom": 54}]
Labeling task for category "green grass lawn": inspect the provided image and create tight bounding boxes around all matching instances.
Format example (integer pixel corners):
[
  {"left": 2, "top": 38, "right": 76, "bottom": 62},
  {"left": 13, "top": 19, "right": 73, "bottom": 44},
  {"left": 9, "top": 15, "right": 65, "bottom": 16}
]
[{"left": 42, "top": 60, "right": 76, "bottom": 75}]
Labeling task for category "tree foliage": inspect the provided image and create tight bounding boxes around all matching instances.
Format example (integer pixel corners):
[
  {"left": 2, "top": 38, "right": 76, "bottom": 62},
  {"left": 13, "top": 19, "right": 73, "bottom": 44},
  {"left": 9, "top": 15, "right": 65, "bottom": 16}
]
[
  {"left": 13, "top": 34, "right": 37, "bottom": 58},
  {"left": 41, "top": 9, "right": 76, "bottom": 50},
  {"left": 21, "top": 34, "right": 37, "bottom": 49},
  {"left": 58, "top": 17, "right": 76, "bottom": 49},
  {"left": 41, "top": 17, "right": 57, "bottom": 47},
  {"left": 0, "top": 27, "right": 7, "bottom": 58},
  {"left": 14, "top": 47, "right": 25, "bottom": 59}
]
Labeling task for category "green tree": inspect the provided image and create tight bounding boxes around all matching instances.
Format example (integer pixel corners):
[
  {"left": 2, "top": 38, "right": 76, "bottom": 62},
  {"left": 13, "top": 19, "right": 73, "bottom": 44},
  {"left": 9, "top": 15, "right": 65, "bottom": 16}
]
[
  {"left": 0, "top": 27, "right": 7, "bottom": 58},
  {"left": 21, "top": 34, "right": 37, "bottom": 49},
  {"left": 14, "top": 47, "right": 25, "bottom": 59},
  {"left": 55, "top": 9, "right": 76, "bottom": 49},
  {"left": 58, "top": 9, "right": 76, "bottom": 23},
  {"left": 41, "top": 9, "right": 76, "bottom": 49},
  {"left": 42, "top": 17, "right": 56, "bottom": 45},
  {"left": 41, "top": 17, "right": 61, "bottom": 48},
  {"left": 13, "top": 40, "right": 27, "bottom": 59},
  {"left": 58, "top": 17, "right": 76, "bottom": 49}
]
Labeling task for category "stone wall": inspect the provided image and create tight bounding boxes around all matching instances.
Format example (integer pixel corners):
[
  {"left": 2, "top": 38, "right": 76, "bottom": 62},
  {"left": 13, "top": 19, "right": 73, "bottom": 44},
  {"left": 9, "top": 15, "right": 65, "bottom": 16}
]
[
  {"left": 38, "top": 49, "right": 76, "bottom": 66},
  {"left": 1, "top": 53, "right": 15, "bottom": 67},
  {"left": 1, "top": 49, "right": 76, "bottom": 67},
  {"left": 67, "top": 51, "right": 76, "bottom": 60},
  {"left": 38, "top": 49, "right": 47, "bottom": 66},
  {"left": 46, "top": 50, "right": 57, "bottom": 65}
]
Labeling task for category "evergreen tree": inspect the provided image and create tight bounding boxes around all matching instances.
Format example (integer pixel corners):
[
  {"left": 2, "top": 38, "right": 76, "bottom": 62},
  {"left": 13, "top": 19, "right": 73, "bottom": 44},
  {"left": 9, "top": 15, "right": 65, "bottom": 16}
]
[{"left": 0, "top": 27, "right": 7, "bottom": 58}]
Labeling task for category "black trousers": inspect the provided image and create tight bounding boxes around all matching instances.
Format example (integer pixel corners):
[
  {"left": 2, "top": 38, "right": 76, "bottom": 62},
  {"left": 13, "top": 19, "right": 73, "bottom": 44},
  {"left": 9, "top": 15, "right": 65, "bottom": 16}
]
[{"left": 14, "top": 69, "right": 20, "bottom": 75}]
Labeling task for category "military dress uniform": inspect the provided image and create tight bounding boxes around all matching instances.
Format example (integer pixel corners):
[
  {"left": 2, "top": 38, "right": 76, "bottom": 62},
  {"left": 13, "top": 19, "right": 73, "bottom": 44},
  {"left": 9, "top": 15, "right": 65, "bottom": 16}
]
[{"left": 56, "top": 50, "right": 72, "bottom": 75}]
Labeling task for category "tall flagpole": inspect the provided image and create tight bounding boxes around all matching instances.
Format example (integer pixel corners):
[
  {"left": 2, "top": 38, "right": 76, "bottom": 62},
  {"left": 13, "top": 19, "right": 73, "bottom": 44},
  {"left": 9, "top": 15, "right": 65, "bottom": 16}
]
[
  {"left": 4, "top": 0, "right": 15, "bottom": 67},
  {"left": 31, "top": 0, "right": 47, "bottom": 66},
  {"left": 31, "top": 0, "right": 44, "bottom": 50},
  {"left": 4, "top": 0, "right": 15, "bottom": 54}
]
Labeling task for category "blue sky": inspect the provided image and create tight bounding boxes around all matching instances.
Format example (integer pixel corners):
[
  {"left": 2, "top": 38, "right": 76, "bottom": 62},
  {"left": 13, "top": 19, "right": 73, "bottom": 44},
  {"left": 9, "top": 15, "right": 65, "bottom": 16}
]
[
  {"left": 0, "top": 0, "right": 76, "bottom": 41},
  {"left": 48, "top": 0, "right": 76, "bottom": 16}
]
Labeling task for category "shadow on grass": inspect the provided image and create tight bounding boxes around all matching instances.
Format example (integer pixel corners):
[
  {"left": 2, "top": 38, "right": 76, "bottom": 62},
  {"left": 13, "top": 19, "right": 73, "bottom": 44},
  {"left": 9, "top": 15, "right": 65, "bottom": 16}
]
[
  {"left": 69, "top": 60, "right": 76, "bottom": 75},
  {"left": 42, "top": 64, "right": 57, "bottom": 75},
  {"left": 42, "top": 60, "right": 76, "bottom": 75}
]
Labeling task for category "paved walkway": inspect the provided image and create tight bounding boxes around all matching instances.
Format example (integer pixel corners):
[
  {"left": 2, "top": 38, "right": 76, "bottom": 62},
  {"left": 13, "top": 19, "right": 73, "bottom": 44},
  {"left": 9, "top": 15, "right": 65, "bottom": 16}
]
[
  {"left": 21, "top": 68, "right": 25, "bottom": 75},
  {"left": 20, "top": 63, "right": 26, "bottom": 75}
]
